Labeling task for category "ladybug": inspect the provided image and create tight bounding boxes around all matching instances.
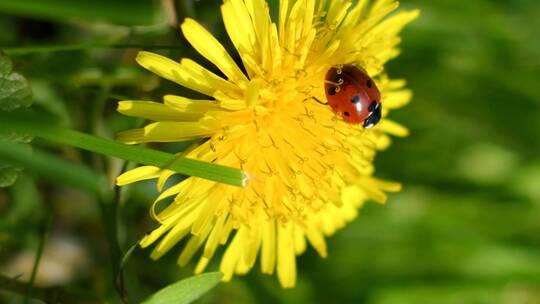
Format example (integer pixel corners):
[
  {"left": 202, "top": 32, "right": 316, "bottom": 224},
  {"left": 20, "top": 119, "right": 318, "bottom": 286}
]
[{"left": 324, "top": 65, "right": 382, "bottom": 128}]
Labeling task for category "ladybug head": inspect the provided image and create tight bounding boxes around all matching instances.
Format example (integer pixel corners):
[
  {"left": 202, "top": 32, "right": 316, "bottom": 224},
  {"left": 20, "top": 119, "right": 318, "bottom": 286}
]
[{"left": 363, "top": 102, "right": 382, "bottom": 129}]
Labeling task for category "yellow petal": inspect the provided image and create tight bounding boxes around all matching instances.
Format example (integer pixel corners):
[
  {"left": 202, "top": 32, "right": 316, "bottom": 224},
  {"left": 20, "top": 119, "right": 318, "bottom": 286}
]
[
  {"left": 221, "top": 0, "right": 257, "bottom": 76},
  {"left": 277, "top": 222, "right": 296, "bottom": 288},
  {"left": 278, "top": 0, "right": 290, "bottom": 45},
  {"left": 118, "top": 100, "right": 204, "bottom": 121},
  {"left": 116, "top": 166, "right": 160, "bottom": 186},
  {"left": 156, "top": 169, "right": 175, "bottom": 192},
  {"left": 326, "top": 0, "right": 352, "bottom": 32},
  {"left": 163, "top": 95, "right": 221, "bottom": 113},
  {"left": 139, "top": 209, "right": 186, "bottom": 248},
  {"left": 203, "top": 213, "right": 228, "bottom": 259},
  {"left": 341, "top": 0, "right": 369, "bottom": 29},
  {"left": 220, "top": 229, "right": 244, "bottom": 281},
  {"left": 214, "top": 90, "right": 247, "bottom": 110},
  {"left": 178, "top": 224, "right": 213, "bottom": 266},
  {"left": 194, "top": 257, "right": 211, "bottom": 274},
  {"left": 383, "top": 90, "right": 412, "bottom": 110},
  {"left": 181, "top": 19, "right": 248, "bottom": 84},
  {"left": 150, "top": 223, "right": 191, "bottom": 260},
  {"left": 305, "top": 225, "right": 327, "bottom": 257},
  {"left": 377, "top": 119, "right": 410, "bottom": 137},
  {"left": 242, "top": 222, "right": 262, "bottom": 270},
  {"left": 374, "top": 178, "right": 402, "bottom": 192},
  {"left": 180, "top": 58, "right": 243, "bottom": 96},
  {"left": 136, "top": 51, "right": 240, "bottom": 97},
  {"left": 294, "top": 227, "right": 306, "bottom": 255},
  {"left": 116, "top": 121, "right": 217, "bottom": 144},
  {"left": 260, "top": 219, "right": 276, "bottom": 274}
]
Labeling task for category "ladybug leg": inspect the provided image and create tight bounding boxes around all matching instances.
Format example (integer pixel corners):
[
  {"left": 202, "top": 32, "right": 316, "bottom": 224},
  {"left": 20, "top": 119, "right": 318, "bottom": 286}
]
[
  {"left": 302, "top": 96, "right": 328, "bottom": 105},
  {"left": 336, "top": 64, "right": 344, "bottom": 74},
  {"left": 307, "top": 97, "right": 326, "bottom": 105}
]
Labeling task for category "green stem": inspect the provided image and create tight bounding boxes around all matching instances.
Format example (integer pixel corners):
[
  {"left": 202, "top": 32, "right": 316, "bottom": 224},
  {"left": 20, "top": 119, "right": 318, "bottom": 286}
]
[
  {"left": 24, "top": 216, "right": 52, "bottom": 304},
  {"left": 99, "top": 195, "right": 127, "bottom": 303}
]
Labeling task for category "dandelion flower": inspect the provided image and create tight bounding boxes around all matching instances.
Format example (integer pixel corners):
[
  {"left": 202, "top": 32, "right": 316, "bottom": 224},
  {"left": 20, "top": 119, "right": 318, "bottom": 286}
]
[{"left": 117, "top": 0, "right": 418, "bottom": 288}]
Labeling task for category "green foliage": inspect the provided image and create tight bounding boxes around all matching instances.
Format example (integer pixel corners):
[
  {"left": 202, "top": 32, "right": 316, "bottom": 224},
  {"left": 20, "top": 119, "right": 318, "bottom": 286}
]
[
  {"left": 0, "top": 111, "right": 247, "bottom": 187},
  {"left": 0, "top": 142, "right": 104, "bottom": 195},
  {"left": 0, "top": 166, "right": 18, "bottom": 187},
  {"left": 0, "top": 53, "right": 32, "bottom": 187},
  {"left": 0, "top": 0, "right": 164, "bottom": 25},
  {"left": 0, "top": 53, "right": 31, "bottom": 111},
  {"left": 1, "top": 174, "right": 43, "bottom": 228},
  {"left": 1, "top": 0, "right": 539, "bottom": 303},
  {"left": 142, "top": 273, "right": 223, "bottom": 304}
]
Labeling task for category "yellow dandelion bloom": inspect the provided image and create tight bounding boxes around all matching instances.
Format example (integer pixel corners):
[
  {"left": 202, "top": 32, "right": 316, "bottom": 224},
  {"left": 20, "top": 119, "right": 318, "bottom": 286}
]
[{"left": 117, "top": 0, "right": 418, "bottom": 288}]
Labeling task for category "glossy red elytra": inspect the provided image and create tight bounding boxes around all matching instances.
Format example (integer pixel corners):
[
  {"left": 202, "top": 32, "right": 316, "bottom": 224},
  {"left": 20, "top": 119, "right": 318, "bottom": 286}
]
[{"left": 324, "top": 65, "right": 382, "bottom": 128}]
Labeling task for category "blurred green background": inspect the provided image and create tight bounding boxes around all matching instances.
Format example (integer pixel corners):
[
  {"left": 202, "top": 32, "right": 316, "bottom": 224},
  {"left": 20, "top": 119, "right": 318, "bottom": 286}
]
[{"left": 1, "top": 0, "right": 540, "bottom": 303}]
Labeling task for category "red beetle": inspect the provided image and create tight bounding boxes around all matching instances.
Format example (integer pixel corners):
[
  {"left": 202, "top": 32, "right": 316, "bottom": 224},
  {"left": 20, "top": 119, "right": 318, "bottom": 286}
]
[{"left": 324, "top": 65, "right": 382, "bottom": 128}]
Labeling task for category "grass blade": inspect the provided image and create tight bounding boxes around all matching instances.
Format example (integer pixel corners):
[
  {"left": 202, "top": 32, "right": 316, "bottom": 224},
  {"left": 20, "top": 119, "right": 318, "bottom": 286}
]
[
  {"left": 0, "top": 142, "right": 104, "bottom": 194},
  {"left": 3, "top": 44, "right": 182, "bottom": 55},
  {"left": 0, "top": 0, "right": 163, "bottom": 25},
  {"left": 0, "top": 111, "right": 247, "bottom": 187},
  {"left": 24, "top": 216, "right": 52, "bottom": 304}
]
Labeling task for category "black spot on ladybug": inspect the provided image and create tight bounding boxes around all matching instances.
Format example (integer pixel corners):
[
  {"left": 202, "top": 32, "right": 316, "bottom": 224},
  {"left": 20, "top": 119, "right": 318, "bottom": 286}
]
[
  {"left": 328, "top": 87, "right": 337, "bottom": 96},
  {"left": 368, "top": 101, "right": 377, "bottom": 112},
  {"left": 324, "top": 65, "right": 382, "bottom": 125}
]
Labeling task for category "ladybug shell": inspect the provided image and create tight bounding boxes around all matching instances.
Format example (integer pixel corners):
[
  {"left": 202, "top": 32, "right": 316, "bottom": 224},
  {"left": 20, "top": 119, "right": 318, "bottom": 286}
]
[{"left": 324, "top": 65, "right": 382, "bottom": 127}]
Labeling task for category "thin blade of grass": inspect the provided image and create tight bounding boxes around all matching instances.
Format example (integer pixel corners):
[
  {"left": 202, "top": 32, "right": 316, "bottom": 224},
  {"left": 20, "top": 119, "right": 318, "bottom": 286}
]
[
  {"left": 24, "top": 215, "right": 52, "bottom": 304},
  {"left": 0, "top": 0, "right": 163, "bottom": 25},
  {"left": 0, "top": 142, "right": 104, "bottom": 194},
  {"left": 0, "top": 111, "right": 247, "bottom": 187},
  {"left": 3, "top": 44, "right": 182, "bottom": 55}
]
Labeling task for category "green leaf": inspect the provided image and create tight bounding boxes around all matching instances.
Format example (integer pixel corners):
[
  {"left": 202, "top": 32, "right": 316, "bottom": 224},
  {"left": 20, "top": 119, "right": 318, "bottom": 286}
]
[
  {"left": 0, "top": 0, "right": 164, "bottom": 25},
  {"left": 0, "top": 110, "right": 248, "bottom": 187},
  {"left": 0, "top": 167, "right": 19, "bottom": 187},
  {"left": 0, "top": 52, "right": 32, "bottom": 187},
  {"left": 0, "top": 138, "right": 27, "bottom": 187},
  {"left": 142, "top": 273, "right": 223, "bottom": 304},
  {"left": 0, "top": 52, "right": 32, "bottom": 111}
]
